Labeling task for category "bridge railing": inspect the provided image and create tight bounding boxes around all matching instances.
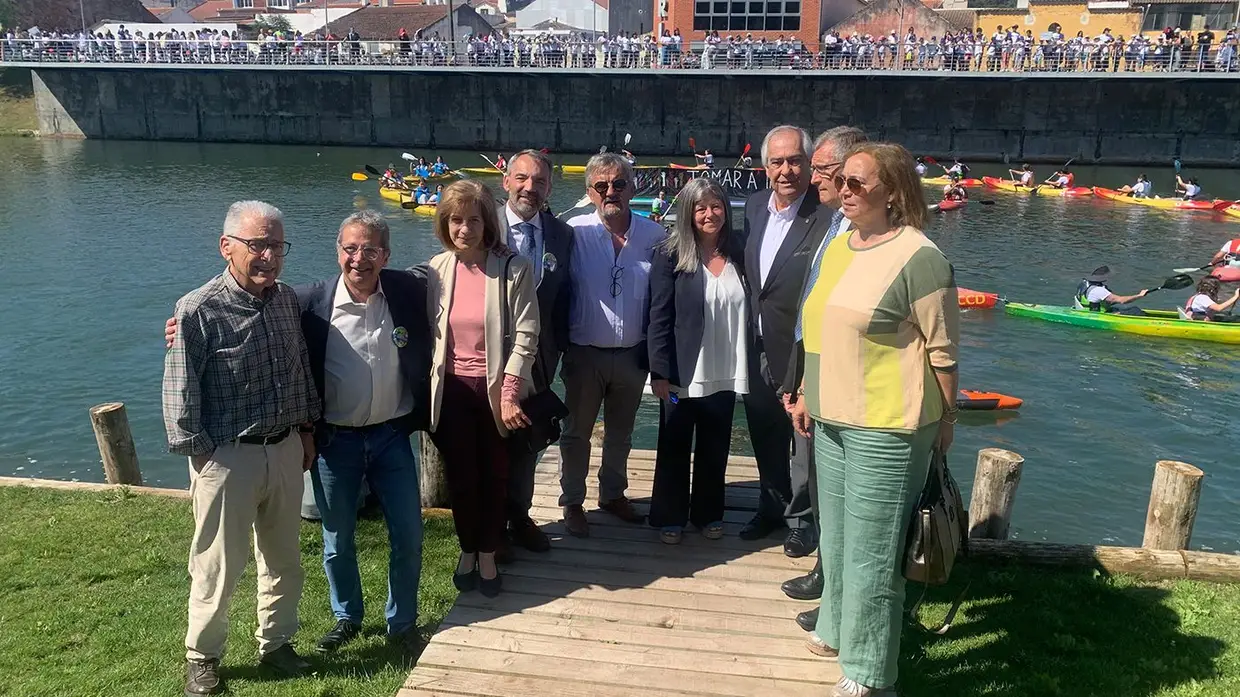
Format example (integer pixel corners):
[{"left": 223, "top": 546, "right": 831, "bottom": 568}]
[{"left": 2, "top": 37, "right": 1237, "bottom": 74}]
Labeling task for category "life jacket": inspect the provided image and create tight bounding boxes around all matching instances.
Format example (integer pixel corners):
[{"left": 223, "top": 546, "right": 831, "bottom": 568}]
[
  {"left": 1185, "top": 294, "right": 1211, "bottom": 320},
  {"left": 1224, "top": 239, "right": 1240, "bottom": 263},
  {"left": 1065, "top": 172, "right": 1075, "bottom": 187},
  {"left": 1076, "top": 279, "right": 1110, "bottom": 312}
]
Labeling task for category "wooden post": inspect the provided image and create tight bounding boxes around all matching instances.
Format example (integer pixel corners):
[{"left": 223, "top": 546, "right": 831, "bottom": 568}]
[
  {"left": 968, "top": 448, "right": 1025, "bottom": 540},
  {"left": 89, "top": 402, "right": 142, "bottom": 485},
  {"left": 1143, "top": 460, "right": 1204, "bottom": 550},
  {"left": 419, "top": 432, "right": 450, "bottom": 509}
]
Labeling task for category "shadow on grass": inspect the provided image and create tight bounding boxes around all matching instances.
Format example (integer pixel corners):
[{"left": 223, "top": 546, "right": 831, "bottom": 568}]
[{"left": 902, "top": 562, "right": 1228, "bottom": 696}]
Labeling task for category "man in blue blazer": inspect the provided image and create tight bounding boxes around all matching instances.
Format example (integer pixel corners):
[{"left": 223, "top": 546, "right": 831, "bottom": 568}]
[{"left": 297, "top": 211, "right": 431, "bottom": 654}]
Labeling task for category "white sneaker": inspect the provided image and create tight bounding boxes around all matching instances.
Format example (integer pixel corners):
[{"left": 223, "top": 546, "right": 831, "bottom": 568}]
[
  {"left": 804, "top": 631, "right": 839, "bottom": 658},
  {"left": 830, "top": 677, "right": 898, "bottom": 697}
]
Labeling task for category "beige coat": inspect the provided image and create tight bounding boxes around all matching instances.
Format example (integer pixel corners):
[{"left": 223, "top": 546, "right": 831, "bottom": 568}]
[{"left": 427, "top": 249, "right": 540, "bottom": 436}]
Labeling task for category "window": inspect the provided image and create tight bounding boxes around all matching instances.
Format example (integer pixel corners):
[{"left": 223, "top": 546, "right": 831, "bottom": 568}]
[
  {"left": 695, "top": 0, "right": 804, "bottom": 36},
  {"left": 1141, "top": 3, "right": 1234, "bottom": 31},
  {"left": 266, "top": 0, "right": 291, "bottom": 8},
  {"left": 233, "top": 0, "right": 254, "bottom": 8}
]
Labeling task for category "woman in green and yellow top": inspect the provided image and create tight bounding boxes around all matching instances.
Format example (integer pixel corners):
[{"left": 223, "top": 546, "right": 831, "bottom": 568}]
[{"left": 789, "top": 142, "right": 959, "bottom": 697}]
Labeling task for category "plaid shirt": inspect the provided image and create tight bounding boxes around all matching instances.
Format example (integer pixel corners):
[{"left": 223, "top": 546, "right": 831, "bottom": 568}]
[{"left": 162, "top": 271, "right": 321, "bottom": 456}]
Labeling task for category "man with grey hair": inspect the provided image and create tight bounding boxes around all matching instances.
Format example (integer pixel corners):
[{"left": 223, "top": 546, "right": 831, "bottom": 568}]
[
  {"left": 740, "top": 125, "right": 833, "bottom": 554},
  {"left": 295, "top": 210, "right": 431, "bottom": 654},
  {"left": 558, "top": 152, "right": 666, "bottom": 537},
  {"left": 164, "top": 200, "right": 321, "bottom": 695}
]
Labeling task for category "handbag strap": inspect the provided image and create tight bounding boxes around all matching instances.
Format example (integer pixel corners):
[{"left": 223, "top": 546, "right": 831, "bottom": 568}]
[{"left": 499, "top": 253, "right": 512, "bottom": 357}]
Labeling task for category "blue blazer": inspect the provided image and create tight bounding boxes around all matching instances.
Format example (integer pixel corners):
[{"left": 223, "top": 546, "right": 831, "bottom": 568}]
[
  {"left": 647, "top": 236, "right": 749, "bottom": 389},
  {"left": 296, "top": 267, "right": 431, "bottom": 434}
]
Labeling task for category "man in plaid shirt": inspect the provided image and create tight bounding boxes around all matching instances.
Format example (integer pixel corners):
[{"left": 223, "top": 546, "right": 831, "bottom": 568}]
[{"left": 163, "top": 200, "right": 320, "bottom": 697}]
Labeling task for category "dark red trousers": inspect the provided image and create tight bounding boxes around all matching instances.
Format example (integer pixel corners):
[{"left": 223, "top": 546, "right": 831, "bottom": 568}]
[{"left": 431, "top": 373, "right": 509, "bottom": 554}]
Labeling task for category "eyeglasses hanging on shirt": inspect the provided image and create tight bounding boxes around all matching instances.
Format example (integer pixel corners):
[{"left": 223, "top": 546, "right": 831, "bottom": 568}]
[{"left": 610, "top": 264, "right": 624, "bottom": 298}]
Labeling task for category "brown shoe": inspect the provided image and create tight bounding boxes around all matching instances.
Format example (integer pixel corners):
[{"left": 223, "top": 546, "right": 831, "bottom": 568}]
[
  {"left": 562, "top": 505, "right": 590, "bottom": 537},
  {"left": 185, "top": 658, "right": 222, "bottom": 695},
  {"left": 598, "top": 496, "right": 645, "bottom": 524},
  {"left": 511, "top": 517, "right": 551, "bottom": 552}
]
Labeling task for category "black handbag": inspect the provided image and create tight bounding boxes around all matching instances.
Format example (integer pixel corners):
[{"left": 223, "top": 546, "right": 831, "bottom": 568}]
[{"left": 500, "top": 254, "right": 569, "bottom": 453}]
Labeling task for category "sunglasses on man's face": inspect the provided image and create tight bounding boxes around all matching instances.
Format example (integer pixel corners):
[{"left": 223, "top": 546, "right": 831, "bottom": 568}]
[
  {"left": 591, "top": 179, "right": 629, "bottom": 195},
  {"left": 832, "top": 175, "right": 875, "bottom": 195}
]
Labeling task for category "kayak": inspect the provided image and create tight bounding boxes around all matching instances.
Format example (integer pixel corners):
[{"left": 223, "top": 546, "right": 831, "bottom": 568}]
[
  {"left": 378, "top": 186, "right": 411, "bottom": 203},
  {"left": 1005, "top": 302, "right": 1240, "bottom": 344},
  {"left": 957, "top": 390, "right": 1022, "bottom": 410},
  {"left": 632, "top": 197, "right": 745, "bottom": 209},
  {"left": 458, "top": 167, "right": 504, "bottom": 176},
  {"left": 560, "top": 164, "right": 660, "bottom": 174},
  {"left": 958, "top": 287, "right": 999, "bottom": 309},
  {"left": 668, "top": 163, "right": 710, "bottom": 170},
  {"left": 635, "top": 210, "right": 677, "bottom": 223},
  {"left": 1223, "top": 205, "right": 1240, "bottom": 220},
  {"left": 935, "top": 199, "right": 967, "bottom": 212},
  {"left": 1210, "top": 265, "right": 1240, "bottom": 282},
  {"left": 983, "top": 176, "right": 1092, "bottom": 197},
  {"left": 923, "top": 176, "right": 983, "bottom": 187},
  {"left": 1092, "top": 187, "right": 1229, "bottom": 211},
  {"left": 410, "top": 204, "right": 436, "bottom": 216}
]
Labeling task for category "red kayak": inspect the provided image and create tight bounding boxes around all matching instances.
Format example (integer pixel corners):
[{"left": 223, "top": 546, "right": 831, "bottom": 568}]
[
  {"left": 957, "top": 390, "right": 1023, "bottom": 410},
  {"left": 936, "top": 199, "right": 967, "bottom": 212},
  {"left": 667, "top": 163, "right": 709, "bottom": 170},
  {"left": 1211, "top": 266, "right": 1240, "bottom": 282},
  {"left": 958, "top": 287, "right": 999, "bottom": 309}
]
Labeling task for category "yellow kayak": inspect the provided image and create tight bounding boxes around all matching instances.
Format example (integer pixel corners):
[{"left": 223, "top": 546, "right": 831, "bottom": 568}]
[
  {"left": 1223, "top": 205, "right": 1240, "bottom": 220},
  {"left": 560, "top": 164, "right": 660, "bottom": 175},
  {"left": 983, "top": 176, "right": 1092, "bottom": 197},
  {"left": 378, "top": 186, "right": 411, "bottom": 203},
  {"left": 458, "top": 166, "right": 504, "bottom": 176},
  {"left": 410, "top": 204, "right": 436, "bottom": 216},
  {"left": 922, "top": 176, "right": 983, "bottom": 187}
]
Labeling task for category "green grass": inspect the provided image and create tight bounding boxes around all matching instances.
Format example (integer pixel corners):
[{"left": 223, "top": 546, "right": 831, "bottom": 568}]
[
  {"left": 906, "top": 564, "right": 1240, "bottom": 696},
  {"left": 0, "top": 67, "right": 36, "bottom": 135},
  {"left": 0, "top": 486, "right": 459, "bottom": 697}
]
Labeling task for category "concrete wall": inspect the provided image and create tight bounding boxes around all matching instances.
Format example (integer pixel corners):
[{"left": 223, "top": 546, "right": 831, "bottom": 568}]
[{"left": 28, "top": 66, "right": 1240, "bottom": 165}]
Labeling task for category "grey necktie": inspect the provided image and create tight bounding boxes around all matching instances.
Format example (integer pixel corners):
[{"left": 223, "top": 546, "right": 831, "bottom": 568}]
[{"left": 513, "top": 222, "right": 536, "bottom": 260}]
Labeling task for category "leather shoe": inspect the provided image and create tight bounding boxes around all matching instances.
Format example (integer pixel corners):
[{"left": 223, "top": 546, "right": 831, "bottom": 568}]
[
  {"left": 781, "top": 559, "right": 823, "bottom": 601},
  {"left": 563, "top": 505, "right": 590, "bottom": 537},
  {"left": 387, "top": 625, "right": 425, "bottom": 652},
  {"left": 738, "top": 514, "right": 784, "bottom": 541},
  {"left": 511, "top": 517, "right": 551, "bottom": 552},
  {"left": 315, "top": 619, "right": 361, "bottom": 654},
  {"left": 479, "top": 571, "right": 503, "bottom": 598},
  {"left": 796, "top": 607, "right": 819, "bottom": 632},
  {"left": 784, "top": 527, "right": 816, "bottom": 558},
  {"left": 259, "top": 643, "right": 311, "bottom": 676},
  {"left": 598, "top": 496, "right": 645, "bottom": 524},
  {"left": 184, "top": 658, "right": 222, "bottom": 696}
]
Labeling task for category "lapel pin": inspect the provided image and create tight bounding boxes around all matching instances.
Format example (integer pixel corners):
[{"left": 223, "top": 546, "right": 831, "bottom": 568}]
[{"left": 392, "top": 326, "right": 409, "bottom": 348}]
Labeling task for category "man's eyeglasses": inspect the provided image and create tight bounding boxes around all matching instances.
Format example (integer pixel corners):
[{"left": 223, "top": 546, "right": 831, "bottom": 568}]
[
  {"left": 610, "top": 265, "right": 624, "bottom": 298},
  {"left": 591, "top": 179, "right": 629, "bottom": 195},
  {"left": 811, "top": 161, "right": 843, "bottom": 177},
  {"left": 832, "top": 175, "right": 874, "bottom": 195},
  {"left": 339, "top": 244, "right": 386, "bottom": 262},
  {"left": 226, "top": 235, "right": 291, "bottom": 257}
]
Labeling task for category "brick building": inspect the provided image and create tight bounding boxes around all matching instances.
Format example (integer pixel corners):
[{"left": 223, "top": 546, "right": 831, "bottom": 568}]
[
  {"left": 655, "top": 0, "right": 864, "bottom": 46},
  {"left": 829, "top": 0, "right": 965, "bottom": 37}
]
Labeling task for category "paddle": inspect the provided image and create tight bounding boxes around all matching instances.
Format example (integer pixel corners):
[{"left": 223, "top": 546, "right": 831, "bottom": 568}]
[
  {"left": 401, "top": 152, "right": 417, "bottom": 162},
  {"left": 351, "top": 172, "right": 368, "bottom": 181},
  {"left": 1174, "top": 262, "right": 1222, "bottom": 274},
  {"left": 624, "top": 132, "right": 632, "bottom": 147},
  {"left": 1174, "top": 158, "right": 1182, "bottom": 175},
  {"left": 402, "top": 199, "right": 435, "bottom": 210},
  {"left": 480, "top": 153, "right": 503, "bottom": 172},
  {"left": 556, "top": 193, "right": 592, "bottom": 218},
  {"left": 1145, "top": 274, "right": 1195, "bottom": 294},
  {"left": 364, "top": 164, "right": 382, "bottom": 177},
  {"left": 734, "top": 143, "right": 752, "bottom": 168}
]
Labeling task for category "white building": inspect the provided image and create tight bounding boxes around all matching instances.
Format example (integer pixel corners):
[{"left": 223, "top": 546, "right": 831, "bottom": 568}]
[{"left": 516, "top": 0, "right": 608, "bottom": 34}]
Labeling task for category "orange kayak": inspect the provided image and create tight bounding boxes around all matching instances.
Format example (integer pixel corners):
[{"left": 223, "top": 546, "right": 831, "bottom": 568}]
[
  {"left": 958, "top": 287, "right": 999, "bottom": 309},
  {"left": 983, "top": 176, "right": 1092, "bottom": 197},
  {"left": 1092, "top": 187, "right": 1231, "bottom": 211},
  {"left": 957, "top": 390, "right": 1023, "bottom": 410}
]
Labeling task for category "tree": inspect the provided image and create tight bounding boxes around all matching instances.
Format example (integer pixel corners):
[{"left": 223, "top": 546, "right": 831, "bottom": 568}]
[
  {"left": 0, "top": 0, "right": 15, "bottom": 32},
  {"left": 250, "top": 14, "right": 294, "bottom": 35}
]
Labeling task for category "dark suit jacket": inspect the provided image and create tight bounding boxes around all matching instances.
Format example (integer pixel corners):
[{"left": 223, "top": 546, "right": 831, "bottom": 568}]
[
  {"left": 527, "top": 209, "right": 575, "bottom": 392},
  {"left": 296, "top": 267, "right": 431, "bottom": 434},
  {"left": 741, "top": 188, "right": 831, "bottom": 391},
  {"left": 647, "top": 236, "right": 749, "bottom": 388}
]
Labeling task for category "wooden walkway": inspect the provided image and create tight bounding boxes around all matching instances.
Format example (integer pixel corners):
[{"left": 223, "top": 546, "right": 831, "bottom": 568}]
[{"left": 402, "top": 449, "right": 841, "bottom": 697}]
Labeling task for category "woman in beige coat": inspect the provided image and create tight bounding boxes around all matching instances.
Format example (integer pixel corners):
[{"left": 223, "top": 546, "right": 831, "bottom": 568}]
[{"left": 427, "top": 180, "right": 540, "bottom": 597}]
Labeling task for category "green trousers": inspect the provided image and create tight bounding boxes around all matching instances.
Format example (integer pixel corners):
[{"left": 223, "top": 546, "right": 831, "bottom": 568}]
[{"left": 813, "top": 420, "right": 936, "bottom": 689}]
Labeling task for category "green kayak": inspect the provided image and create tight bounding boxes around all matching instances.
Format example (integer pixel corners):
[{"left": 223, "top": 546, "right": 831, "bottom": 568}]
[{"left": 1004, "top": 303, "right": 1240, "bottom": 344}]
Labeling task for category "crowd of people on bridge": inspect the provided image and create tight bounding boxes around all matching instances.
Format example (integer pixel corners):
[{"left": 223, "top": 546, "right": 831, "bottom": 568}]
[
  {"left": 161, "top": 126, "right": 959, "bottom": 697},
  {"left": 5, "top": 22, "right": 1238, "bottom": 72}
]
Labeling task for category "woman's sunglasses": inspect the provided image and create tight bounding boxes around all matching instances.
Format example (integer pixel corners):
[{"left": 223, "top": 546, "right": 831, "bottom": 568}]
[
  {"left": 832, "top": 175, "right": 874, "bottom": 195},
  {"left": 591, "top": 179, "right": 629, "bottom": 195}
]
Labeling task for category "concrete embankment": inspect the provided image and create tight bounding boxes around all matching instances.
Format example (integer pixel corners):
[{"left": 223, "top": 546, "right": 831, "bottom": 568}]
[
  {"left": 0, "top": 67, "right": 37, "bottom": 136},
  {"left": 25, "top": 65, "right": 1240, "bottom": 165}
]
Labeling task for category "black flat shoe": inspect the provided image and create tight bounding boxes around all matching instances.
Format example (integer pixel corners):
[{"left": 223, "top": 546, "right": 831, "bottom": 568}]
[
  {"left": 738, "top": 514, "right": 785, "bottom": 541},
  {"left": 796, "top": 607, "right": 819, "bottom": 632},
  {"left": 783, "top": 527, "right": 816, "bottom": 558},
  {"left": 315, "top": 619, "right": 361, "bottom": 654},
  {"left": 453, "top": 568, "right": 479, "bottom": 592},
  {"left": 781, "top": 559, "right": 823, "bottom": 601},
  {"left": 479, "top": 571, "right": 503, "bottom": 598}
]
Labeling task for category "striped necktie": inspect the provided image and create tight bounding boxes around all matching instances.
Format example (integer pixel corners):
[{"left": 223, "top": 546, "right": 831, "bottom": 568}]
[
  {"left": 511, "top": 222, "right": 536, "bottom": 259},
  {"left": 795, "top": 209, "right": 846, "bottom": 342}
]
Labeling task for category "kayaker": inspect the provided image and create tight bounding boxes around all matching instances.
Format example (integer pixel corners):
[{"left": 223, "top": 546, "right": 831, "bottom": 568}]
[
  {"left": 1208, "top": 238, "right": 1240, "bottom": 267},
  {"left": 621, "top": 149, "right": 637, "bottom": 166},
  {"left": 414, "top": 181, "right": 431, "bottom": 205},
  {"left": 914, "top": 158, "right": 928, "bottom": 177},
  {"left": 740, "top": 153, "right": 754, "bottom": 168},
  {"left": 1119, "top": 174, "right": 1151, "bottom": 199},
  {"left": 428, "top": 184, "right": 444, "bottom": 204},
  {"left": 414, "top": 163, "right": 432, "bottom": 179},
  {"left": 431, "top": 156, "right": 449, "bottom": 175},
  {"left": 382, "top": 164, "right": 405, "bottom": 189},
  {"left": 1184, "top": 276, "right": 1240, "bottom": 321},
  {"left": 1175, "top": 175, "right": 1201, "bottom": 201},
  {"left": 494, "top": 153, "right": 507, "bottom": 172},
  {"left": 941, "top": 157, "right": 969, "bottom": 178},
  {"left": 943, "top": 175, "right": 968, "bottom": 202},
  {"left": 1044, "top": 168, "right": 1072, "bottom": 189},
  {"left": 1008, "top": 163, "right": 1034, "bottom": 188},
  {"left": 1074, "top": 265, "right": 1148, "bottom": 316},
  {"left": 650, "top": 189, "right": 669, "bottom": 222},
  {"left": 695, "top": 149, "right": 715, "bottom": 168}
]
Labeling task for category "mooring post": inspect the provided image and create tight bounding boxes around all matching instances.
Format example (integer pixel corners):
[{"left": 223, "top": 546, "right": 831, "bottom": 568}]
[
  {"left": 89, "top": 402, "right": 142, "bottom": 485},
  {"left": 419, "top": 433, "right": 450, "bottom": 508},
  {"left": 968, "top": 448, "right": 1025, "bottom": 540},
  {"left": 1143, "top": 460, "right": 1204, "bottom": 550}
]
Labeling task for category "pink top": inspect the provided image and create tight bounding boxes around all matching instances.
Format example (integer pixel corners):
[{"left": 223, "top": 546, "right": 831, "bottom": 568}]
[{"left": 447, "top": 260, "right": 488, "bottom": 378}]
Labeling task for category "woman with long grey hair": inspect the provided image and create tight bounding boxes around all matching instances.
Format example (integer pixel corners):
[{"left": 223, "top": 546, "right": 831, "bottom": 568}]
[{"left": 646, "top": 178, "right": 750, "bottom": 544}]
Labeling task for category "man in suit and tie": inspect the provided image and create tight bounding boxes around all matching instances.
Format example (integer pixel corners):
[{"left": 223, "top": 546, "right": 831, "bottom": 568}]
[
  {"left": 296, "top": 211, "right": 432, "bottom": 654},
  {"left": 740, "top": 125, "right": 833, "bottom": 555},
  {"left": 498, "top": 149, "right": 575, "bottom": 560}
]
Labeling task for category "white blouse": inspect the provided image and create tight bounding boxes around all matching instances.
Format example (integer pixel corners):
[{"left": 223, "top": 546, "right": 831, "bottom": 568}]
[{"left": 684, "top": 261, "right": 749, "bottom": 398}]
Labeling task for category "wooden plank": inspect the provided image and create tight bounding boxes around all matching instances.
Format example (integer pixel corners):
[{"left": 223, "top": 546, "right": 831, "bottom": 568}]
[
  {"left": 529, "top": 495, "right": 757, "bottom": 520},
  {"left": 531, "top": 478, "right": 761, "bottom": 509},
  {"left": 502, "top": 547, "right": 804, "bottom": 584},
  {"left": 534, "top": 469, "right": 761, "bottom": 488},
  {"left": 511, "top": 533, "right": 816, "bottom": 573},
  {"left": 402, "top": 668, "right": 702, "bottom": 697},
  {"left": 493, "top": 574, "right": 807, "bottom": 619},
  {"left": 439, "top": 606, "right": 820, "bottom": 662},
  {"left": 536, "top": 449, "right": 760, "bottom": 469},
  {"left": 430, "top": 624, "right": 835, "bottom": 682},
  {"left": 533, "top": 520, "right": 789, "bottom": 556},
  {"left": 451, "top": 593, "right": 808, "bottom": 639},
  {"left": 501, "top": 560, "right": 802, "bottom": 600},
  {"left": 415, "top": 644, "right": 827, "bottom": 697}
]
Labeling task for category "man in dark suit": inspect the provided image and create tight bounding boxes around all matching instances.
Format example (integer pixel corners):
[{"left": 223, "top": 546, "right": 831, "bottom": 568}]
[
  {"left": 297, "top": 211, "right": 431, "bottom": 654},
  {"left": 740, "top": 125, "right": 832, "bottom": 555},
  {"left": 498, "top": 149, "right": 575, "bottom": 560}
]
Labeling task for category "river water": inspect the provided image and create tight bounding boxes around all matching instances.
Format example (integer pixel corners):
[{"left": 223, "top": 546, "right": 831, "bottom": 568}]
[{"left": 1, "top": 138, "right": 1237, "bottom": 551}]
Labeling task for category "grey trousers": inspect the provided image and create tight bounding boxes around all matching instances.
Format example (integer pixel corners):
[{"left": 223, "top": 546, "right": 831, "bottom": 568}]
[
  {"left": 507, "top": 446, "right": 541, "bottom": 524},
  {"left": 786, "top": 428, "right": 818, "bottom": 532},
  {"left": 557, "top": 343, "right": 648, "bottom": 508}
]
